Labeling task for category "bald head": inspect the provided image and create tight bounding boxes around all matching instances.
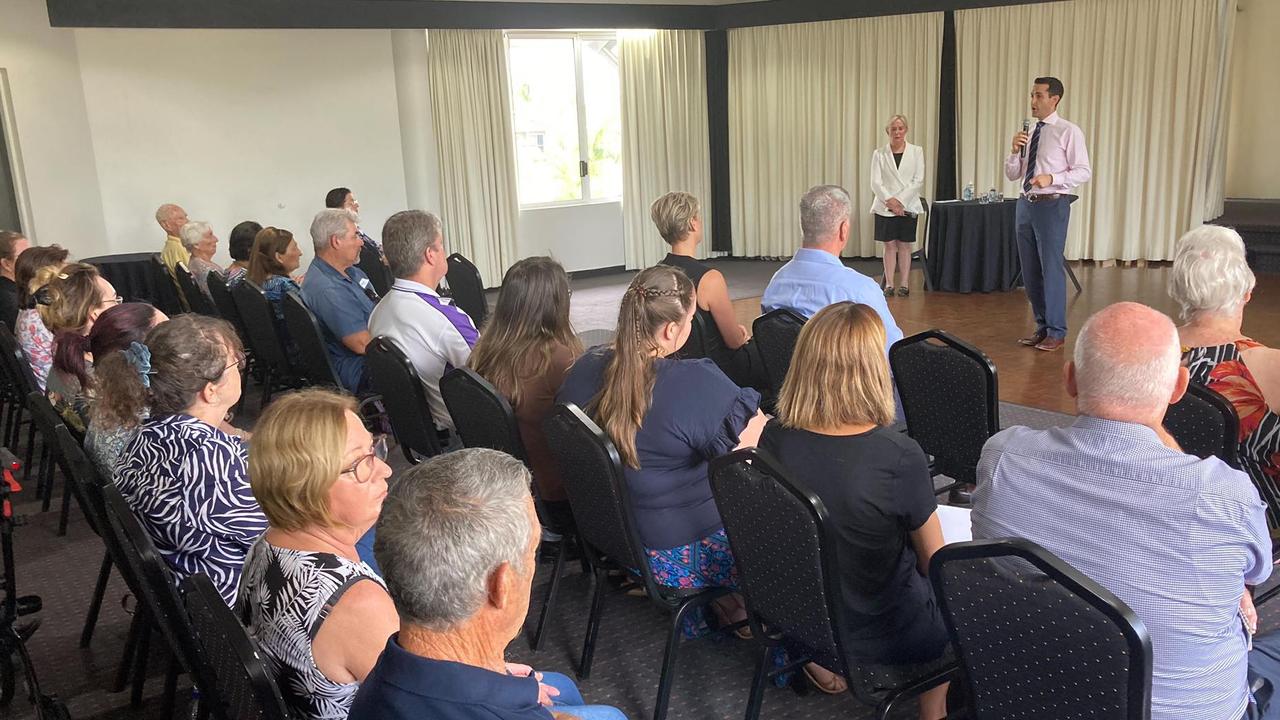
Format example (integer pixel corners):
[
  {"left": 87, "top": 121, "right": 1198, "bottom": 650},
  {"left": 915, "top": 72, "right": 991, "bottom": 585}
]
[
  {"left": 155, "top": 204, "right": 189, "bottom": 236},
  {"left": 1070, "top": 302, "right": 1185, "bottom": 422}
]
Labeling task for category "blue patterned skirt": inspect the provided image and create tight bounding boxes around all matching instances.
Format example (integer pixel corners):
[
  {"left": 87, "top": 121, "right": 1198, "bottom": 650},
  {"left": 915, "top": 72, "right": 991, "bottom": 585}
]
[{"left": 645, "top": 529, "right": 739, "bottom": 638}]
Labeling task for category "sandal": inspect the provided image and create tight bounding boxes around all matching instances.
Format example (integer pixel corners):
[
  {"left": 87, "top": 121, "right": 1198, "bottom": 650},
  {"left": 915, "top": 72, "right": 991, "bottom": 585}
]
[
  {"left": 883, "top": 286, "right": 895, "bottom": 298},
  {"left": 802, "top": 664, "right": 848, "bottom": 695},
  {"left": 896, "top": 287, "right": 910, "bottom": 297}
]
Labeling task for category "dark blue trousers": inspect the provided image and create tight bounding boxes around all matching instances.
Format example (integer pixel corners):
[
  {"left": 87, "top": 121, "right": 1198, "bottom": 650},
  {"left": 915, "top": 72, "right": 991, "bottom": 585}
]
[
  {"left": 1246, "top": 630, "right": 1280, "bottom": 719},
  {"left": 1015, "top": 196, "right": 1071, "bottom": 339}
]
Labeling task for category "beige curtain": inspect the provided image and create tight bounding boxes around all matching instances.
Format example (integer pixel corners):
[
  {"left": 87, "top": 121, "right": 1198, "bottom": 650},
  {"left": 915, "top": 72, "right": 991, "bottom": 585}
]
[
  {"left": 426, "top": 30, "right": 519, "bottom": 285},
  {"left": 955, "top": 0, "right": 1237, "bottom": 262},
  {"left": 728, "top": 14, "right": 943, "bottom": 258},
  {"left": 619, "top": 30, "right": 712, "bottom": 270}
]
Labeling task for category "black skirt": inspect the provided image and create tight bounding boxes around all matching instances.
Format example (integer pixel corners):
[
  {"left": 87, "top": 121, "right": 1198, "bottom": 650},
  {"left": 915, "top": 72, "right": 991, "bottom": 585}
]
[{"left": 874, "top": 213, "right": 918, "bottom": 243}]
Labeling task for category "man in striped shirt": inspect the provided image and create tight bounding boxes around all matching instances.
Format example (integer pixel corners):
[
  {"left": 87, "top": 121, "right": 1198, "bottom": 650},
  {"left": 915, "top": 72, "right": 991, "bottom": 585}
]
[{"left": 973, "top": 302, "right": 1275, "bottom": 720}]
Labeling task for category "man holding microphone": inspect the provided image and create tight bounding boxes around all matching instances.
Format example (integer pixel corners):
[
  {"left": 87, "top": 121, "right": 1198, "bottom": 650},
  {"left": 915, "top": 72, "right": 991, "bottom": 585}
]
[{"left": 1006, "top": 76, "right": 1091, "bottom": 352}]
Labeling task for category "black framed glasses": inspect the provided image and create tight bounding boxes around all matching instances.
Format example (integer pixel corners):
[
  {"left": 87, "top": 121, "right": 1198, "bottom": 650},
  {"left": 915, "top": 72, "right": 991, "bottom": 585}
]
[
  {"left": 340, "top": 435, "right": 389, "bottom": 484},
  {"left": 205, "top": 351, "right": 247, "bottom": 382}
]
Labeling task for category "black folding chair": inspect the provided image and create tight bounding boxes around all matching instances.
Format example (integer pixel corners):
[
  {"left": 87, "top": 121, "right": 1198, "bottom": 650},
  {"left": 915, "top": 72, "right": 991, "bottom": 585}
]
[
  {"left": 150, "top": 253, "right": 186, "bottom": 316},
  {"left": 207, "top": 274, "right": 246, "bottom": 339},
  {"left": 24, "top": 392, "right": 85, "bottom": 537},
  {"left": 673, "top": 310, "right": 710, "bottom": 360},
  {"left": 280, "top": 291, "right": 343, "bottom": 389},
  {"left": 231, "top": 280, "right": 298, "bottom": 405},
  {"left": 890, "top": 329, "right": 999, "bottom": 495},
  {"left": 709, "top": 448, "right": 955, "bottom": 720},
  {"left": 1164, "top": 382, "right": 1240, "bottom": 469},
  {"left": 0, "top": 325, "right": 46, "bottom": 496},
  {"left": 174, "top": 262, "right": 219, "bottom": 317},
  {"left": 366, "top": 336, "right": 442, "bottom": 464},
  {"left": 930, "top": 539, "right": 1152, "bottom": 719},
  {"left": 543, "top": 403, "right": 742, "bottom": 720},
  {"left": 443, "top": 253, "right": 488, "bottom": 328},
  {"left": 357, "top": 242, "right": 392, "bottom": 298},
  {"left": 180, "top": 574, "right": 293, "bottom": 720},
  {"left": 751, "top": 308, "right": 806, "bottom": 400}
]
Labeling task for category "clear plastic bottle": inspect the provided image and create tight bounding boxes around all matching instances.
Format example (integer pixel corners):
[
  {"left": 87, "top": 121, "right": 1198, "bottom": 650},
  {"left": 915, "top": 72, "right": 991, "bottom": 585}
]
[{"left": 962, "top": 183, "right": 975, "bottom": 201}]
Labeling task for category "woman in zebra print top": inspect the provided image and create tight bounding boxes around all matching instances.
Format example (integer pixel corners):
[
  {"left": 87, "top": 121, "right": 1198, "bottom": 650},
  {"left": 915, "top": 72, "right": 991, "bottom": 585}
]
[{"left": 105, "top": 313, "right": 264, "bottom": 606}]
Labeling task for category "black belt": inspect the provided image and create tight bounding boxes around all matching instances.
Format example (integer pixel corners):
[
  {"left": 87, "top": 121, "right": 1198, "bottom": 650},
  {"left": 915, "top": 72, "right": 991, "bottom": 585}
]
[{"left": 1023, "top": 193, "right": 1063, "bottom": 203}]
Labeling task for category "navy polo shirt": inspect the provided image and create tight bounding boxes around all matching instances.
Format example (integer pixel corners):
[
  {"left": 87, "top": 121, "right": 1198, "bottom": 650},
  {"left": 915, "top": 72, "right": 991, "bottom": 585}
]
[
  {"left": 299, "top": 257, "right": 375, "bottom": 392},
  {"left": 348, "top": 635, "right": 553, "bottom": 720}
]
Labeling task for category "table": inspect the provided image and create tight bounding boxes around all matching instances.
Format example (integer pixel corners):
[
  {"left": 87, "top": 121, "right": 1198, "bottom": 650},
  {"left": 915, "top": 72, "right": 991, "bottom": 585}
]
[
  {"left": 924, "top": 199, "right": 1020, "bottom": 293},
  {"left": 82, "top": 251, "right": 177, "bottom": 310}
]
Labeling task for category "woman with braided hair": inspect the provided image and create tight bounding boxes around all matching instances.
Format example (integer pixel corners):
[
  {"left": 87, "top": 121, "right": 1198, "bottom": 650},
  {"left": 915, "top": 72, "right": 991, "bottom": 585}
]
[{"left": 558, "top": 265, "right": 765, "bottom": 629}]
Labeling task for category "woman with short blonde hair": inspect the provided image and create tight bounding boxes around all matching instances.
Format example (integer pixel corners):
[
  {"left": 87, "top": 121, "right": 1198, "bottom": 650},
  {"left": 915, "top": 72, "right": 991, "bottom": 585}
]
[
  {"left": 760, "top": 302, "right": 950, "bottom": 714},
  {"left": 239, "top": 388, "right": 397, "bottom": 720},
  {"left": 870, "top": 114, "right": 926, "bottom": 297}
]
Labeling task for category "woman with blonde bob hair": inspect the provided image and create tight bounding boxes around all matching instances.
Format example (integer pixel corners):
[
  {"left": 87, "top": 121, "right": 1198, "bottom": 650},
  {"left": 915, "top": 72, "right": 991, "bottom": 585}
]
[
  {"left": 239, "top": 389, "right": 397, "bottom": 720},
  {"left": 760, "top": 302, "right": 950, "bottom": 716},
  {"left": 1170, "top": 225, "right": 1279, "bottom": 527}
]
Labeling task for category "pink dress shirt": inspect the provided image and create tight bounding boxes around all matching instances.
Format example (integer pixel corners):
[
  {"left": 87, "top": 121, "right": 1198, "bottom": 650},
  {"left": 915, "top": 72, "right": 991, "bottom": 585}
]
[{"left": 1004, "top": 112, "right": 1092, "bottom": 195}]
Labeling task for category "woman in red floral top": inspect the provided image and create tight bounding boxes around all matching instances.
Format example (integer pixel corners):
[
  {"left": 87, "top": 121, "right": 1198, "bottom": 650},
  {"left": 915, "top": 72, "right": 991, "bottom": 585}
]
[{"left": 1170, "top": 226, "right": 1280, "bottom": 532}]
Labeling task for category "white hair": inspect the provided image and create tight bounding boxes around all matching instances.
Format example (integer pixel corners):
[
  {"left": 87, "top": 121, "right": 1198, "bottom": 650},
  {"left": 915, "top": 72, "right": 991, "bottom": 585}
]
[
  {"left": 799, "top": 185, "right": 852, "bottom": 246},
  {"left": 1073, "top": 307, "right": 1180, "bottom": 415},
  {"left": 178, "top": 221, "right": 212, "bottom": 251},
  {"left": 885, "top": 114, "right": 909, "bottom": 131},
  {"left": 309, "top": 208, "right": 357, "bottom": 253},
  {"left": 1168, "top": 225, "right": 1255, "bottom": 321}
]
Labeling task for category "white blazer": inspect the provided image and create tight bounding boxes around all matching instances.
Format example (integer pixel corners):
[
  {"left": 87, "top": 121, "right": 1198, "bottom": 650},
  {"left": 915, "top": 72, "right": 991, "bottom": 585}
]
[{"left": 869, "top": 142, "right": 925, "bottom": 217}]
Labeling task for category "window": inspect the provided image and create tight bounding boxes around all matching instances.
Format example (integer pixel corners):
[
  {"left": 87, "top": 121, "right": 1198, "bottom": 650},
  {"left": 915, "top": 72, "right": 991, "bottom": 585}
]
[{"left": 508, "top": 33, "right": 622, "bottom": 207}]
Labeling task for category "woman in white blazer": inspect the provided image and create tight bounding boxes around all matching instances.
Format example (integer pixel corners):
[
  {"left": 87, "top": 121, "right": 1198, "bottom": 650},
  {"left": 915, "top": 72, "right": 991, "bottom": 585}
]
[{"left": 870, "top": 114, "right": 925, "bottom": 297}]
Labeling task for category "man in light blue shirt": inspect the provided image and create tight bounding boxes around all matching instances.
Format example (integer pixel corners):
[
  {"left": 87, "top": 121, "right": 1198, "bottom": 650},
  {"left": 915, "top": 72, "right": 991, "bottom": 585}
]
[
  {"left": 760, "top": 184, "right": 903, "bottom": 350},
  {"left": 973, "top": 302, "right": 1277, "bottom": 720}
]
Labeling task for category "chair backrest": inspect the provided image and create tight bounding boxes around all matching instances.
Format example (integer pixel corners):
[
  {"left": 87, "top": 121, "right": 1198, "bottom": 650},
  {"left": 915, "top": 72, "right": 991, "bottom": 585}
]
[
  {"left": 674, "top": 310, "right": 710, "bottom": 360},
  {"left": 1164, "top": 382, "right": 1240, "bottom": 469},
  {"left": 175, "top": 262, "right": 219, "bottom": 317},
  {"left": 0, "top": 322, "right": 37, "bottom": 398},
  {"left": 357, "top": 242, "right": 393, "bottom": 298},
  {"left": 180, "top": 573, "right": 293, "bottom": 720},
  {"left": 208, "top": 273, "right": 247, "bottom": 339},
  {"left": 100, "top": 483, "right": 219, "bottom": 699},
  {"left": 281, "top": 291, "right": 341, "bottom": 388},
  {"left": 751, "top": 308, "right": 807, "bottom": 395},
  {"left": 444, "top": 253, "right": 488, "bottom": 328},
  {"left": 890, "top": 329, "right": 999, "bottom": 483},
  {"left": 24, "top": 391, "right": 95, "bottom": 530},
  {"left": 542, "top": 404, "right": 652, "bottom": 586},
  {"left": 365, "top": 336, "right": 442, "bottom": 462},
  {"left": 231, "top": 280, "right": 293, "bottom": 375},
  {"left": 439, "top": 367, "right": 527, "bottom": 463},
  {"left": 930, "top": 539, "right": 1152, "bottom": 720},
  {"left": 708, "top": 448, "right": 846, "bottom": 673},
  {"left": 149, "top": 253, "right": 186, "bottom": 316}
]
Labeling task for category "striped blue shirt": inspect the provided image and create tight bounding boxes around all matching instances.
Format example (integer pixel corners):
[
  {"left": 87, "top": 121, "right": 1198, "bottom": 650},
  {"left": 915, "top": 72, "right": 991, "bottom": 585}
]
[{"left": 972, "top": 416, "right": 1272, "bottom": 720}]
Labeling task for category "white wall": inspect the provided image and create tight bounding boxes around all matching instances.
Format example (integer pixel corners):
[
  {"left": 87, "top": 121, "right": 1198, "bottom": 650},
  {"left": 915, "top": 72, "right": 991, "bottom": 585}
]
[
  {"left": 1226, "top": 0, "right": 1280, "bottom": 199},
  {"left": 0, "top": 0, "right": 107, "bottom": 256},
  {"left": 73, "top": 28, "right": 409, "bottom": 266},
  {"left": 517, "top": 201, "right": 625, "bottom": 273}
]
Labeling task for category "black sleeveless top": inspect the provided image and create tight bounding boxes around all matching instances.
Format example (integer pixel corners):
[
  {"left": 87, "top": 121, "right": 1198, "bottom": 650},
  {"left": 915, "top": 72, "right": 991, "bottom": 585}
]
[{"left": 659, "top": 253, "right": 730, "bottom": 365}]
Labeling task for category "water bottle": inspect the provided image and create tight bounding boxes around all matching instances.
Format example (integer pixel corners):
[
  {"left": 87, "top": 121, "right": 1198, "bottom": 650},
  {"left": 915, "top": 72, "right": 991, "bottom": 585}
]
[
  {"left": 962, "top": 183, "right": 974, "bottom": 201},
  {"left": 988, "top": 188, "right": 998, "bottom": 203}
]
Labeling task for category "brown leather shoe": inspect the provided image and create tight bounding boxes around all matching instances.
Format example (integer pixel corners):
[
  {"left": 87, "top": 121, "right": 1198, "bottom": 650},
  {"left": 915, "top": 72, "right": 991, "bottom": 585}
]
[
  {"left": 1035, "top": 336, "right": 1065, "bottom": 352},
  {"left": 1018, "top": 330, "right": 1047, "bottom": 346}
]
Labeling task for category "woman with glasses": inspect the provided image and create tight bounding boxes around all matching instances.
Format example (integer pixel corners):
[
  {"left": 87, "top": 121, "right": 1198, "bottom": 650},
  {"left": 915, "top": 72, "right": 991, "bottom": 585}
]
[
  {"left": 33, "top": 261, "right": 116, "bottom": 390},
  {"left": 238, "top": 389, "right": 396, "bottom": 720},
  {"left": 107, "top": 313, "right": 262, "bottom": 606}
]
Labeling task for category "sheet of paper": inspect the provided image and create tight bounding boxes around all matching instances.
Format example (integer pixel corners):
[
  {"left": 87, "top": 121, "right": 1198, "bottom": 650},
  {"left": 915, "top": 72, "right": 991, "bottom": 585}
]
[{"left": 937, "top": 504, "right": 973, "bottom": 544}]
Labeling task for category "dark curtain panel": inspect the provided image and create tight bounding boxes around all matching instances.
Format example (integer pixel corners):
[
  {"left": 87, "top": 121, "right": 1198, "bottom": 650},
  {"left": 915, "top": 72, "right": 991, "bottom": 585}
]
[{"left": 705, "top": 30, "right": 732, "bottom": 253}]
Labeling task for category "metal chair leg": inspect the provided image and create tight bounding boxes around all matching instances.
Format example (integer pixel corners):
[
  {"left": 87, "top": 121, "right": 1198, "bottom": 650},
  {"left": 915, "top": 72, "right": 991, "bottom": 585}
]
[
  {"left": 112, "top": 607, "right": 145, "bottom": 693},
  {"left": 161, "top": 650, "right": 179, "bottom": 719},
  {"left": 21, "top": 417, "right": 35, "bottom": 485},
  {"left": 129, "top": 620, "right": 152, "bottom": 706},
  {"left": 530, "top": 539, "right": 567, "bottom": 651},
  {"left": 57, "top": 465, "right": 73, "bottom": 536},
  {"left": 38, "top": 444, "right": 52, "bottom": 512},
  {"left": 577, "top": 567, "right": 608, "bottom": 680},
  {"left": 743, "top": 645, "right": 772, "bottom": 720},
  {"left": 80, "top": 551, "right": 112, "bottom": 648},
  {"left": 653, "top": 598, "right": 700, "bottom": 720},
  {"left": 1065, "top": 258, "right": 1082, "bottom": 294}
]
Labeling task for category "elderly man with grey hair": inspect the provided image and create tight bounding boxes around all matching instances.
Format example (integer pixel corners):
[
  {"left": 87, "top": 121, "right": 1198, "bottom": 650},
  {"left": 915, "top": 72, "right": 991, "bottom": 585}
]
[
  {"left": 973, "top": 301, "right": 1279, "bottom": 720},
  {"left": 299, "top": 207, "right": 378, "bottom": 392},
  {"left": 368, "top": 210, "right": 477, "bottom": 432},
  {"left": 760, "top": 184, "right": 903, "bottom": 350},
  {"left": 178, "top": 220, "right": 223, "bottom": 298},
  {"left": 349, "top": 449, "right": 625, "bottom": 720},
  {"left": 156, "top": 203, "right": 191, "bottom": 272}
]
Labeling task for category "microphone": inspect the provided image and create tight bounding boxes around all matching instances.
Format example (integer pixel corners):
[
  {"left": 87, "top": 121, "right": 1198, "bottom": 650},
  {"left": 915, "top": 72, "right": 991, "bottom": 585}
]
[{"left": 1020, "top": 119, "right": 1031, "bottom": 158}]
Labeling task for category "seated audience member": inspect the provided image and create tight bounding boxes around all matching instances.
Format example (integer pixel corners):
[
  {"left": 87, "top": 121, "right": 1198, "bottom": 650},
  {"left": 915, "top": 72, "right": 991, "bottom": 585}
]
[
  {"left": 37, "top": 263, "right": 119, "bottom": 392},
  {"left": 14, "top": 245, "right": 70, "bottom": 391},
  {"left": 653, "top": 192, "right": 764, "bottom": 390},
  {"left": 761, "top": 185, "right": 903, "bottom": 350},
  {"left": 1169, "top": 225, "right": 1280, "bottom": 523},
  {"left": 0, "top": 230, "right": 32, "bottom": 330},
  {"left": 368, "top": 210, "right": 476, "bottom": 430},
  {"left": 239, "top": 390, "right": 396, "bottom": 720},
  {"left": 48, "top": 303, "right": 166, "bottom": 434},
  {"left": 349, "top": 449, "right": 626, "bottom": 720},
  {"left": 759, "top": 302, "right": 948, "bottom": 714},
  {"left": 301, "top": 209, "right": 376, "bottom": 393},
  {"left": 247, "top": 227, "right": 304, "bottom": 320},
  {"left": 469, "top": 257, "right": 581, "bottom": 530},
  {"left": 326, "top": 186, "right": 380, "bottom": 251},
  {"left": 156, "top": 203, "right": 191, "bottom": 273},
  {"left": 179, "top": 220, "right": 224, "bottom": 298},
  {"left": 972, "top": 302, "right": 1276, "bottom": 720},
  {"left": 225, "top": 220, "right": 261, "bottom": 286},
  {"left": 110, "top": 314, "right": 263, "bottom": 605},
  {"left": 558, "top": 265, "right": 763, "bottom": 625}
]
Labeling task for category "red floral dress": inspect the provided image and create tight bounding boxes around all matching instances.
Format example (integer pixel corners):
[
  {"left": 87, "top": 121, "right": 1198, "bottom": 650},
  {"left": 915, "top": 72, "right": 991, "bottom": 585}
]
[{"left": 1184, "top": 339, "right": 1280, "bottom": 532}]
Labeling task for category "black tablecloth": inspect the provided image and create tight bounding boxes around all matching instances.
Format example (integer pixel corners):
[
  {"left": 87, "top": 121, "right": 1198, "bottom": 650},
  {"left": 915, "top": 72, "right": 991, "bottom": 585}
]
[
  {"left": 925, "top": 199, "right": 1021, "bottom": 293},
  {"left": 82, "top": 252, "right": 163, "bottom": 304}
]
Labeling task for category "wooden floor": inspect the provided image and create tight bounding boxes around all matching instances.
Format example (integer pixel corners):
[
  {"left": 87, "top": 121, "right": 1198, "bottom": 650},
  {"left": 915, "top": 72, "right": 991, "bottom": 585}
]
[{"left": 735, "top": 264, "right": 1280, "bottom": 414}]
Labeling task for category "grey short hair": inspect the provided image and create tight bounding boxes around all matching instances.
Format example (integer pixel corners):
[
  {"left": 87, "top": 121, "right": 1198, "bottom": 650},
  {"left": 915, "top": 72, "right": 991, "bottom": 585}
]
[
  {"left": 309, "top": 208, "right": 357, "bottom": 253},
  {"left": 1073, "top": 303, "right": 1181, "bottom": 415},
  {"left": 382, "top": 210, "right": 442, "bottom": 279},
  {"left": 799, "top": 185, "right": 852, "bottom": 246},
  {"left": 178, "top": 221, "right": 211, "bottom": 251},
  {"left": 374, "top": 448, "right": 535, "bottom": 631},
  {"left": 1168, "top": 225, "right": 1256, "bottom": 321}
]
